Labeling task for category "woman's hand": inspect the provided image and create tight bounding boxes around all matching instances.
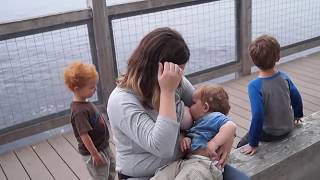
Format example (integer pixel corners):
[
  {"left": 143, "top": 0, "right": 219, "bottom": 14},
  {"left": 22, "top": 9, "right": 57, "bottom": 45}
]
[
  {"left": 207, "top": 121, "right": 236, "bottom": 168},
  {"left": 158, "top": 62, "right": 184, "bottom": 121},
  {"left": 216, "top": 138, "right": 233, "bottom": 168},
  {"left": 208, "top": 137, "right": 234, "bottom": 168},
  {"left": 158, "top": 62, "right": 183, "bottom": 94}
]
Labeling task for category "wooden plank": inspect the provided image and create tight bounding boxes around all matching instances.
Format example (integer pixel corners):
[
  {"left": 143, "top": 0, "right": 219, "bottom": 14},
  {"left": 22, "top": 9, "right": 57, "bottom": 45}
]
[
  {"left": 236, "top": 76, "right": 255, "bottom": 86},
  {"left": 228, "top": 94, "right": 251, "bottom": 111},
  {"left": 62, "top": 132, "right": 78, "bottom": 150},
  {"left": 301, "top": 100, "right": 319, "bottom": 113},
  {"left": 303, "top": 58, "right": 320, "bottom": 66},
  {"left": 280, "top": 69, "right": 320, "bottom": 92},
  {"left": 106, "top": 0, "right": 207, "bottom": 17},
  {"left": 188, "top": 62, "right": 242, "bottom": 85},
  {"left": 0, "top": 151, "right": 30, "bottom": 180},
  {"left": 286, "top": 59, "right": 320, "bottom": 73},
  {"left": 298, "top": 92, "right": 320, "bottom": 107},
  {"left": 306, "top": 52, "right": 320, "bottom": 61},
  {"left": 89, "top": 0, "right": 117, "bottom": 105},
  {"left": 303, "top": 109, "right": 313, "bottom": 116},
  {"left": 280, "top": 66, "right": 320, "bottom": 85},
  {"left": 0, "top": 9, "right": 91, "bottom": 36},
  {"left": 223, "top": 85, "right": 250, "bottom": 103},
  {"left": 282, "top": 65, "right": 320, "bottom": 83},
  {"left": 15, "top": 146, "right": 54, "bottom": 180},
  {"left": 229, "top": 112, "right": 250, "bottom": 130},
  {"left": 288, "top": 75, "right": 320, "bottom": 97},
  {"left": 235, "top": 0, "right": 252, "bottom": 76},
  {"left": 33, "top": 141, "right": 78, "bottom": 180},
  {"left": 48, "top": 136, "right": 90, "bottom": 180},
  {"left": 225, "top": 81, "right": 248, "bottom": 94},
  {"left": 0, "top": 165, "right": 7, "bottom": 180},
  {"left": 229, "top": 103, "right": 251, "bottom": 120},
  {"left": 0, "top": 114, "right": 69, "bottom": 145},
  {"left": 231, "top": 81, "right": 249, "bottom": 93},
  {"left": 280, "top": 37, "right": 320, "bottom": 57},
  {"left": 236, "top": 126, "right": 248, "bottom": 139}
]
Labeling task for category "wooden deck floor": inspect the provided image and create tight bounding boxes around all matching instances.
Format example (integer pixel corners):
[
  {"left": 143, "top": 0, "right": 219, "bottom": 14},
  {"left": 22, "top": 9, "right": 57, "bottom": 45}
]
[{"left": 0, "top": 52, "right": 319, "bottom": 180}]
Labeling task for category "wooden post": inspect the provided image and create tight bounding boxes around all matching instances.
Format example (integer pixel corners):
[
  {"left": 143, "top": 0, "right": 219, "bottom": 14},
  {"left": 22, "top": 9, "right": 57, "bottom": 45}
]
[
  {"left": 87, "top": 0, "right": 118, "bottom": 107},
  {"left": 236, "top": 0, "right": 252, "bottom": 77}
]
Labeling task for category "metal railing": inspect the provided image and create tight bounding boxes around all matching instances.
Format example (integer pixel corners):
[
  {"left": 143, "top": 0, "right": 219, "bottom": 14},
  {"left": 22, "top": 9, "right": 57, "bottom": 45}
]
[{"left": 0, "top": 0, "right": 319, "bottom": 144}]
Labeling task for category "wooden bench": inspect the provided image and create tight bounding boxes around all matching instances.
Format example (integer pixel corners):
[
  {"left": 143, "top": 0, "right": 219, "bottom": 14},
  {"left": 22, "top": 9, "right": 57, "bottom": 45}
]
[{"left": 228, "top": 111, "right": 320, "bottom": 180}]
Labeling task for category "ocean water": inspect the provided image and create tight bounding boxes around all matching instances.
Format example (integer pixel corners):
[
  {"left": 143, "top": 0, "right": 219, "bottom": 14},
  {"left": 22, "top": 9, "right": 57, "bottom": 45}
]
[{"left": 0, "top": 0, "right": 320, "bottom": 130}]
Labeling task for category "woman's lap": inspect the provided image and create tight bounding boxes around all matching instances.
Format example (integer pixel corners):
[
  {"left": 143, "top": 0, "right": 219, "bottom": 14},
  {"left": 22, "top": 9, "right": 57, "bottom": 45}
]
[{"left": 223, "top": 164, "right": 250, "bottom": 180}]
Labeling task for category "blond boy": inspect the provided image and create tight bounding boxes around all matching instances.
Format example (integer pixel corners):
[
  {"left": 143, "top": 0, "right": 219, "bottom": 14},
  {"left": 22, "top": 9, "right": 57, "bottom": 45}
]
[{"left": 64, "top": 61, "right": 115, "bottom": 180}]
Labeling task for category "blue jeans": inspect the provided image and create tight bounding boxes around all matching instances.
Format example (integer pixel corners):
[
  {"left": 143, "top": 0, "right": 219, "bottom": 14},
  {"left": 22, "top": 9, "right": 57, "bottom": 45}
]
[{"left": 223, "top": 164, "right": 250, "bottom": 180}]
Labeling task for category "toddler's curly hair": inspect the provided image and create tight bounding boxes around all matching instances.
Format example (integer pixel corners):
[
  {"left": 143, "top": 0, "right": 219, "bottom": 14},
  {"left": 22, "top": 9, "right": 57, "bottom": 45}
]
[{"left": 63, "top": 61, "right": 98, "bottom": 91}]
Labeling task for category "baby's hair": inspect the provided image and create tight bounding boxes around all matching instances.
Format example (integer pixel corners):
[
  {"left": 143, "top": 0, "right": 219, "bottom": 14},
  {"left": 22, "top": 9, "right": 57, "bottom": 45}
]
[
  {"left": 249, "top": 34, "right": 280, "bottom": 70},
  {"left": 195, "top": 85, "right": 230, "bottom": 115},
  {"left": 63, "top": 61, "right": 99, "bottom": 91}
]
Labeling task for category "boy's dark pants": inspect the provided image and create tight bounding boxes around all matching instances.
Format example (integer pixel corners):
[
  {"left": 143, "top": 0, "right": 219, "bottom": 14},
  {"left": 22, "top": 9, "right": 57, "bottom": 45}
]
[{"left": 237, "top": 131, "right": 290, "bottom": 148}]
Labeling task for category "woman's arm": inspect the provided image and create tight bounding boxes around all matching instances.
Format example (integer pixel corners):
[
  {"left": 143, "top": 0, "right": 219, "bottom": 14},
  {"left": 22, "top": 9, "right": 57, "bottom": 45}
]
[
  {"left": 208, "top": 121, "right": 237, "bottom": 151},
  {"left": 207, "top": 121, "right": 236, "bottom": 167},
  {"left": 158, "top": 62, "right": 183, "bottom": 120}
]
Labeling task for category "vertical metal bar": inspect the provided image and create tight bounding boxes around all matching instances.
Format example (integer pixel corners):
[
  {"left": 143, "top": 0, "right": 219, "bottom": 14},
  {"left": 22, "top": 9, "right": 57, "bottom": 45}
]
[
  {"left": 235, "top": 0, "right": 252, "bottom": 77},
  {"left": 87, "top": 0, "right": 118, "bottom": 108}
]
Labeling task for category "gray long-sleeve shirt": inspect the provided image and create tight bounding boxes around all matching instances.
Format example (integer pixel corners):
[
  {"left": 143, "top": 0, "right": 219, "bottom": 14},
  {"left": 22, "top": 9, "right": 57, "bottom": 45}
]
[{"left": 107, "top": 77, "right": 194, "bottom": 178}]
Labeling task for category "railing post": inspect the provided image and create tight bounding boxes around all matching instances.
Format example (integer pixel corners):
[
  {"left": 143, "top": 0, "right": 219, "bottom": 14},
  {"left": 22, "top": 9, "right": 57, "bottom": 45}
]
[
  {"left": 236, "top": 0, "right": 252, "bottom": 77},
  {"left": 87, "top": 0, "right": 117, "bottom": 108}
]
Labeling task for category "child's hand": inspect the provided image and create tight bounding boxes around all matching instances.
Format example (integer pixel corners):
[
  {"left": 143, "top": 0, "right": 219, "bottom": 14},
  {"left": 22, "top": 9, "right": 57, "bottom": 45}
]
[
  {"left": 92, "top": 152, "right": 106, "bottom": 167},
  {"left": 240, "top": 145, "right": 257, "bottom": 155},
  {"left": 294, "top": 118, "right": 303, "bottom": 127},
  {"left": 180, "top": 137, "right": 191, "bottom": 153}
]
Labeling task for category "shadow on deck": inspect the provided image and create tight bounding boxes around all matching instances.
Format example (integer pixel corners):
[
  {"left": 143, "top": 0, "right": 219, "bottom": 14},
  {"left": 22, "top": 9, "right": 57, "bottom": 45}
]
[{"left": 0, "top": 52, "right": 319, "bottom": 180}]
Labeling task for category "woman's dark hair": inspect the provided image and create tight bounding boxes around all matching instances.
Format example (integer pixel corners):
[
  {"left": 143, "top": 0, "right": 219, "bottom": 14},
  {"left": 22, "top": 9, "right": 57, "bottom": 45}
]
[{"left": 118, "top": 27, "right": 190, "bottom": 109}]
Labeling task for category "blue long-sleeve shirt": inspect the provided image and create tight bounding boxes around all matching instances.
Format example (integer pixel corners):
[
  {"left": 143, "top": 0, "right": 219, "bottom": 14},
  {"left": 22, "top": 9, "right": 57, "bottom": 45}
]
[{"left": 248, "top": 71, "right": 303, "bottom": 147}]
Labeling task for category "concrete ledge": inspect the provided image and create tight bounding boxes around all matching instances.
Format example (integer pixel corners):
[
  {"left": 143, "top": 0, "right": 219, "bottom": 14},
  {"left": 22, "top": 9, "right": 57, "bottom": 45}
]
[{"left": 229, "top": 112, "right": 320, "bottom": 180}]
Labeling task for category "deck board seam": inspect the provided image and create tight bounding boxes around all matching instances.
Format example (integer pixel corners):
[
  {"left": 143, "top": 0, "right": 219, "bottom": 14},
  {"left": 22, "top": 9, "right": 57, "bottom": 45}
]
[{"left": 46, "top": 140, "right": 80, "bottom": 180}]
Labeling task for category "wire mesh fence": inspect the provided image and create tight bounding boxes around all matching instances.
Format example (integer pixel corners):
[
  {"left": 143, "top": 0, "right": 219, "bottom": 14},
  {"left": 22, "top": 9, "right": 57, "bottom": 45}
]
[
  {"left": 111, "top": 0, "right": 236, "bottom": 75},
  {"left": 0, "top": 24, "right": 95, "bottom": 130},
  {"left": 252, "top": 0, "right": 320, "bottom": 47}
]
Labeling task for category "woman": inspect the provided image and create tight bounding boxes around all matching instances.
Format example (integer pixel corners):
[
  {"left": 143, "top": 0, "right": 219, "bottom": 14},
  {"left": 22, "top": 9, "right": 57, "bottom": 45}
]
[{"left": 107, "top": 27, "right": 248, "bottom": 180}]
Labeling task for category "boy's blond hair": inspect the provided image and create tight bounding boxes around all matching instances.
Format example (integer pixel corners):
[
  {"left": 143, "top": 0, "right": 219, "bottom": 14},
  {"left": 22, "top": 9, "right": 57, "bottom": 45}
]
[
  {"left": 249, "top": 35, "right": 280, "bottom": 70},
  {"left": 64, "top": 61, "right": 99, "bottom": 91},
  {"left": 195, "top": 85, "right": 230, "bottom": 115}
]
